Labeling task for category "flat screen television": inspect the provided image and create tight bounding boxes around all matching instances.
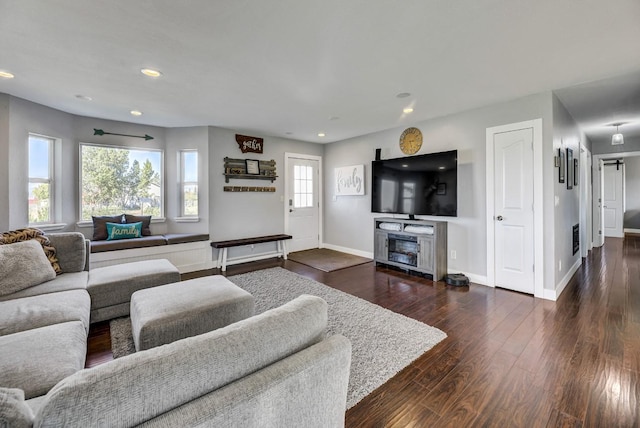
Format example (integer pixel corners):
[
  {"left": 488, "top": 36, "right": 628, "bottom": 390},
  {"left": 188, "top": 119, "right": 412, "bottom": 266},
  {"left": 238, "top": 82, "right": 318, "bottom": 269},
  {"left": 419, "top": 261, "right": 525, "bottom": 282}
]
[{"left": 371, "top": 150, "right": 457, "bottom": 217}]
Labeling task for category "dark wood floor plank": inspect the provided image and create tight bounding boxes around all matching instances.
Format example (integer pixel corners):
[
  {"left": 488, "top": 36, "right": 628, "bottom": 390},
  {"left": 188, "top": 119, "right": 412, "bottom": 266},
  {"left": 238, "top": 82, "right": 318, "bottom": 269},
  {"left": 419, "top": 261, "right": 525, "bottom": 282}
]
[{"left": 86, "top": 236, "right": 640, "bottom": 427}]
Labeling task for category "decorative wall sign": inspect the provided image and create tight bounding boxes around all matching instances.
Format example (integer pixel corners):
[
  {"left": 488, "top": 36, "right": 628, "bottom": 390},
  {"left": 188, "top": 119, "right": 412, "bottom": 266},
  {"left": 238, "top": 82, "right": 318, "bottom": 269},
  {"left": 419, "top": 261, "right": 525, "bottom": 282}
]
[
  {"left": 245, "top": 159, "right": 260, "bottom": 175},
  {"left": 94, "top": 128, "right": 154, "bottom": 140},
  {"left": 335, "top": 164, "right": 365, "bottom": 196},
  {"left": 558, "top": 148, "right": 565, "bottom": 183},
  {"left": 566, "top": 148, "right": 574, "bottom": 190},
  {"left": 236, "top": 134, "right": 263, "bottom": 154}
]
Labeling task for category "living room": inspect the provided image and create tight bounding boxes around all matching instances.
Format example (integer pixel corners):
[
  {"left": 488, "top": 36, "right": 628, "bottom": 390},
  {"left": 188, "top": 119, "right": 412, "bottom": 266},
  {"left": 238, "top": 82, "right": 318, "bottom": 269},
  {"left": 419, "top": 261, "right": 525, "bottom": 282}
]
[{"left": 2, "top": 1, "right": 640, "bottom": 427}]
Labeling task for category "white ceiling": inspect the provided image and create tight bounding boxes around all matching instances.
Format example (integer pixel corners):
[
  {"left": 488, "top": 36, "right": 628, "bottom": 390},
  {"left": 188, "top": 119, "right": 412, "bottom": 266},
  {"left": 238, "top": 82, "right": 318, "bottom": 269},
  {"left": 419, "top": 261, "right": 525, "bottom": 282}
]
[{"left": 1, "top": 0, "right": 640, "bottom": 144}]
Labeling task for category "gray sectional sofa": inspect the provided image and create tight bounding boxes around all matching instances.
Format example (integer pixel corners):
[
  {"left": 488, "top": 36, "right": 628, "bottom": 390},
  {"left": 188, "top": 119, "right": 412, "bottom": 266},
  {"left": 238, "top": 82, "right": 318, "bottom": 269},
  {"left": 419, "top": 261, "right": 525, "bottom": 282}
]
[{"left": 0, "top": 232, "right": 352, "bottom": 427}]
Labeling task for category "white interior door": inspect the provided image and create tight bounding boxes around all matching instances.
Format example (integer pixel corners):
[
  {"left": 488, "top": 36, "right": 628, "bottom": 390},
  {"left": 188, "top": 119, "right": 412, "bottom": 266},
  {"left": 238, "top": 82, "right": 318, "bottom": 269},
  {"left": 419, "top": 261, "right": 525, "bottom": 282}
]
[
  {"left": 287, "top": 157, "right": 320, "bottom": 252},
  {"left": 603, "top": 162, "right": 624, "bottom": 238},
  {"left": 493, "top": 128, "right": 534, "bottom": 294}
]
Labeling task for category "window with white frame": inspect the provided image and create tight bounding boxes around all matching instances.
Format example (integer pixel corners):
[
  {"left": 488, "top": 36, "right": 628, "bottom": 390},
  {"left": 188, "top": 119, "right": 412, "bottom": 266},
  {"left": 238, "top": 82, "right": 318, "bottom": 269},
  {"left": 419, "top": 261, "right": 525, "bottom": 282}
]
[
  {"left": 79, "top": 144, "right": 163, "bottom": 221},
  {"left": 28, "top": 134, "right": 54, "bottom": 224},
  {"left": 180, "top": 150, "right": 198, "bottom": 217},
  {"left": 293, "top": 165, "right": 313, "bottom": 208}
]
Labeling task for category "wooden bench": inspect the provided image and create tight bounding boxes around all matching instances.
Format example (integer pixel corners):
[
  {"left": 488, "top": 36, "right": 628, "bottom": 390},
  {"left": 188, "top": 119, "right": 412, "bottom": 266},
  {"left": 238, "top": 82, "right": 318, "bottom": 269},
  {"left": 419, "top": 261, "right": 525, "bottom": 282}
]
[{"left": 211, "top": 234, "right": 292, "bottom": 272}]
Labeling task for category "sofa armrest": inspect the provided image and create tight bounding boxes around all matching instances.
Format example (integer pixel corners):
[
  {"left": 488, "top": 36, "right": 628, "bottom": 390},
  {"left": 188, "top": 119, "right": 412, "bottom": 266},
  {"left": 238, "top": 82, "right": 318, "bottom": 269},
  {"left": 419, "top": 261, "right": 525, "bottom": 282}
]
[{"left": 47, "top": 233, "right": 87, "bottom": 273}]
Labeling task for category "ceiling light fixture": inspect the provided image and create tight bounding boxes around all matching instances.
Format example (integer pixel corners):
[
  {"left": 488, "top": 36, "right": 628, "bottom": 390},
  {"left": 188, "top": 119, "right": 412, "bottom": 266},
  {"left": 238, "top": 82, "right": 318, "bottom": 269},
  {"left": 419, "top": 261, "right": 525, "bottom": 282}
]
[
  {"left": 317, "top": 133, "right": 326, "bottom": 137},
  {"left": 612, "top": 123, "right": 624, "bottom": 145},
  {"left": 403, "top": 107, "right": 414, "bottom": 114},
  {"left": 0, "top": 70, "right": 15, "bottom": 79},
  {"left": 75, "top": 94, "right": 92, "bottom": 101},
  {"left": 396, "top": 92, "right": 411, "bottom": 98},
  {"left": 130, "top": 110, "right": 143, "bottom": 116},
  {"left": 140, "top": 68, "right": 163, "bottom": 78}
]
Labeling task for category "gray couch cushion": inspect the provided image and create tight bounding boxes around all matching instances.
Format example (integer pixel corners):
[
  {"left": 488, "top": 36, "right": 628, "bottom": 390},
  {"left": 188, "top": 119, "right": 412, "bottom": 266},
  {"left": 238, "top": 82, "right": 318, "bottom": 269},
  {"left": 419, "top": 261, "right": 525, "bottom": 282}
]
[
  {"left": 0, "top": 289, "right": 91, "bottom": 336},
  {"left": 0, "top": 272, "right": 88, "bottom": 302},
  {"left": 0, "top": 321, "right": 87, "bottom": 399},
  {"left": 139, "top": 335, "right": 352, "bottom": 428},
  {"left": 35, "top": 295, "right": 328, "bottom": 427},
  {"left": 0, "top": 387, "right": 35, "bottom": 428},
  {"left": 47, "top": 232, "right": 87, "bottom": 273},
  {"left": 0, "top": 240, "right": 57, "bottom": 297},
  {"left": 87, "top": 259, "right": 180, "bottom": 310}
]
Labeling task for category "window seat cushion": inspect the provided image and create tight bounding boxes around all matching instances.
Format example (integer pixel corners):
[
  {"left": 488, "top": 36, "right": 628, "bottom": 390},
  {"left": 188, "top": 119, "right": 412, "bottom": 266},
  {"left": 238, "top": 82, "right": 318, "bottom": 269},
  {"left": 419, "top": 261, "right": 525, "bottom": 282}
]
[{"left": 90, "top": 234, "right": 210, "bottom": 253}]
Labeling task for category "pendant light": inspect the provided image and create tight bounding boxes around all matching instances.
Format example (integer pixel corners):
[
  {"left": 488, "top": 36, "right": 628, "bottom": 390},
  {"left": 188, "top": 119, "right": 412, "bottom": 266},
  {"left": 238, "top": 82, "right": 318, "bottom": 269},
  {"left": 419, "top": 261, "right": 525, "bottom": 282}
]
[{"left": 612, "top": 123, "right": 624, "bottom": 145}]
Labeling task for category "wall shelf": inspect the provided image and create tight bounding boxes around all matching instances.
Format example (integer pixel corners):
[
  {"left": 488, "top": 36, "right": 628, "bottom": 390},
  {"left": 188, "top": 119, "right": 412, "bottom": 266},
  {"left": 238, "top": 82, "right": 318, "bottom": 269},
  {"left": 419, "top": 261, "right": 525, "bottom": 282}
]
[{"left": 223, "top": 157, "right": 277, "bottom": 183}]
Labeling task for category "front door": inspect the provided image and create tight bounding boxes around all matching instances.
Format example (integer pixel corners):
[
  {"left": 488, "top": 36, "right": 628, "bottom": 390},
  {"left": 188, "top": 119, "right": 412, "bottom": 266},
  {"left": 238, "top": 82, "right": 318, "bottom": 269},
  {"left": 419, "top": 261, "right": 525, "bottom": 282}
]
[
  {"left": 493, "top": 127, "right": 534, "bottom": 294},
  {"left": 287, "top": 157, "right": 320, "bottom": 252},
  {"left": 603, "top": 162, "right": 624, "bottom": 238}
]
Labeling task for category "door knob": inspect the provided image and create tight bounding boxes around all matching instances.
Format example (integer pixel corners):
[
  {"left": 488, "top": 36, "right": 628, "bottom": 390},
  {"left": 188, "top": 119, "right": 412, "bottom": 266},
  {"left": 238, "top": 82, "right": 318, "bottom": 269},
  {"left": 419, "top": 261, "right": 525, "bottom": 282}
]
[
  {"left": 496, "top": 215, "right": 503, "bottom": 221},
  {"left": 289, "top": 209, "right": 294, "bottom": 212}
]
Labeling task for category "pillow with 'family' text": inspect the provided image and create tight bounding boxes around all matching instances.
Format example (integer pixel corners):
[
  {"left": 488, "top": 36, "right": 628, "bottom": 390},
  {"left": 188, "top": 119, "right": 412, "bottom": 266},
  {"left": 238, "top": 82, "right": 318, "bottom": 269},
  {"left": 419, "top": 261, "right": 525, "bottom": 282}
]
[{"left": 106, "top": 222, "right": 142, "bottom": 241}]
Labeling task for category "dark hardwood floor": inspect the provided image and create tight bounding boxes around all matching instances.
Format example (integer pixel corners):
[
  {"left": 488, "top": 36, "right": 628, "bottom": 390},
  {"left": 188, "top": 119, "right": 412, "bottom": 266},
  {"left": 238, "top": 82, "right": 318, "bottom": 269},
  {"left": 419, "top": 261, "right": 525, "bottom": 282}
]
[{"left": 86, "top": 237, "right": 640, "bottom": 427}]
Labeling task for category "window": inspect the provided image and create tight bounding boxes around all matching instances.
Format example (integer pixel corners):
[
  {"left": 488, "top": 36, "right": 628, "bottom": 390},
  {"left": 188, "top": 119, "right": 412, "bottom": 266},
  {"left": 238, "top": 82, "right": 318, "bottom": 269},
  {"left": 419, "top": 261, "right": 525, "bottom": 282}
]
[
  {"left": 180, "top": 150, "right": 198, "bottom": 217},
  {"left": 80, "top": 144, "right": 163, "bottom": 221},
  {"left": 28, "top": 135, "right": 54, "bottom": 224},
  {"left": 293, "top": 165, "right": 313, "bottom": 208}
]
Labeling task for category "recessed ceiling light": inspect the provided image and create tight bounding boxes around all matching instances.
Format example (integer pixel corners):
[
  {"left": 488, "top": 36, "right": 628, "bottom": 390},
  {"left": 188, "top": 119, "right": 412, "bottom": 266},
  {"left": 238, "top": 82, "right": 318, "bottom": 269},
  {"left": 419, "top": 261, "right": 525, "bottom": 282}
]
[
  {"left": 438, "top": 166, "right": 446, "bottom": 170},
  {"left": 329, "top": 116, "right": 340, "bottom": 121},
  {"left": 403, "top": 107, "right": 414, "bottom": 114},
  {"left": 0, "top": 70, "right": 15, "bottom": 79},
  {"left": 140, "top": 68, "right": 163, "bottom": 78},
  {"left": 285, "top": 132, "right": 293, "bottom": 135},
  {"left": 75, "top": 94, "right": 92, "bottom": 101},
  {"left": 130, "top": 110, "right": 143, "bottom": 116},
  {"left": 396, "top": 92, "right": 411, "bottom": 98},
  {"left": 318, "top": 133, "right": 326, "bottom": 137},
  {"left": 402, "top": 164, "right": 409, "bottom": 168}
]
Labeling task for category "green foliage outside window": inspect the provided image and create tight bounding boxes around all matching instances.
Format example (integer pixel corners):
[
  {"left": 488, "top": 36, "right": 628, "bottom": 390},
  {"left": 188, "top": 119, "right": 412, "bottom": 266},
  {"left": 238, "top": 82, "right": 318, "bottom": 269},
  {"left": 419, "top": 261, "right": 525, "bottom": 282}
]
[{"left": 81, "top": 145, "right": 161, "bottom": 220}]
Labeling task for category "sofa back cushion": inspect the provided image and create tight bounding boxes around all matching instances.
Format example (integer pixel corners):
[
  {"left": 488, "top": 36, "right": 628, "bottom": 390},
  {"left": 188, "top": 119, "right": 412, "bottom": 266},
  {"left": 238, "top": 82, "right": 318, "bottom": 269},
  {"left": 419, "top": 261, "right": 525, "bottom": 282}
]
[
  {"left": 0, "top": 240, "right": 57, "bottom": 296},
  {"left": 0, "top": 228, "right": 61, "bottom": 274},
  {"left": 46, "top": 233, "right": 87, "bottom": 273},
  {"left": 35, "top": 295, "right": 328, "bottom": 428},
  {"left": 0, "top": 387, "right": 34, "bottom": 428}
]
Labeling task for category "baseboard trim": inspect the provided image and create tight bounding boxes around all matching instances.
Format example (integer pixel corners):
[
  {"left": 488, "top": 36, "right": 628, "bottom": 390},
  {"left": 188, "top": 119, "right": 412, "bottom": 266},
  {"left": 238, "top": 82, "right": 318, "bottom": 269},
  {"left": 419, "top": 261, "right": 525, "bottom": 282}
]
[
  {"left": 320, "top": 243, "right": 374, "bottom": 259},
  {"left": 543, "top": 257, "right": 582, "bottom": 301},
  {"left": 624, "top": 228, "right": 640, "bottom": 234}
]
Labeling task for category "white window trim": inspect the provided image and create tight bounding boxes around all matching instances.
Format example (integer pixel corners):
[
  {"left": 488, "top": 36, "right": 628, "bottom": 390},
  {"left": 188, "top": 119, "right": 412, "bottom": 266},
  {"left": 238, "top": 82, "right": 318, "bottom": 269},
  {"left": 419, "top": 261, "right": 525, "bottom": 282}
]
[
  {"left": 180, "top": 149, "right": 199, "bottom": 218},
  {"left": 28, "top": 134, "right": 55, "bottom": 226}
]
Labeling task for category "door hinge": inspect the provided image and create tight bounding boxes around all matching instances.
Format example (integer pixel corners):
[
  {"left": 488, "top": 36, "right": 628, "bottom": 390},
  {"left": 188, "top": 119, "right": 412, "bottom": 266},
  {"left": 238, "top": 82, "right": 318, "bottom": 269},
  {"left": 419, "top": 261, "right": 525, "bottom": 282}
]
[{"left": 599, "top": 230, "right": 602, "bottom": 235}]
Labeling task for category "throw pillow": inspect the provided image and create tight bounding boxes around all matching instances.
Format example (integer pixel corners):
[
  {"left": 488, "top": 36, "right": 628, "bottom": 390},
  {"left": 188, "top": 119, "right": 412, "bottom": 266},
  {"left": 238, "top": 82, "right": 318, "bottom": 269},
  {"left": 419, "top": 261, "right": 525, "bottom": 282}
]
[
  {"left": 92, "top": 215, "right": 124, "bottom": 240},
  {"left": 0, "top": 240, "right": 57, "bottom": 296},
  {"left": 0, "top": 388, "right": 35, "bottom": 428},
  {"left": 124, "top": 214, "right": 152, "bottom": 236},
  {"left": 106, "top": 222, "right": 142, "bottom": 240},
  {"left": 0, "top": 227, "right": 61, "bottom": 275}
]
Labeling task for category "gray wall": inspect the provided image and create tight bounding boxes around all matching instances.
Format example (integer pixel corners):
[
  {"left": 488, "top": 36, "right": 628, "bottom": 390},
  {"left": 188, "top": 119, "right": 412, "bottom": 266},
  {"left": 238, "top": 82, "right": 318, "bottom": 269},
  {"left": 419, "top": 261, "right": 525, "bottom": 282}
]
[
  {"left": 591, "top": 136, "right": 640, "bottom": 155},
  {"left": 323, "top": 92, "right": 555, "bottom": 284},
  {"left": 0, "top": 95, "right": 323, "bottom": 246},
  {"left": 0, "top": 94, "right": 9, "bottom": 232},
  {"left": 207, "top": 126, "right": 323, "bottom": 259},
  {"left": 551, "top": 94, "right": 583, "bottom": 284}
]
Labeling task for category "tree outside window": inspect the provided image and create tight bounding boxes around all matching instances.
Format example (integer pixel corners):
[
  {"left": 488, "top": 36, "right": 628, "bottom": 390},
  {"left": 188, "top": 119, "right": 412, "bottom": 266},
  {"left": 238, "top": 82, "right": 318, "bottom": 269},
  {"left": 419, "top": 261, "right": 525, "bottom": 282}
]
[
  {"left": 80, "top": 144, "right": 163, "bottom": 220},
  {"left": 28, "top": 135, "right": 54, "bottom": 224}
]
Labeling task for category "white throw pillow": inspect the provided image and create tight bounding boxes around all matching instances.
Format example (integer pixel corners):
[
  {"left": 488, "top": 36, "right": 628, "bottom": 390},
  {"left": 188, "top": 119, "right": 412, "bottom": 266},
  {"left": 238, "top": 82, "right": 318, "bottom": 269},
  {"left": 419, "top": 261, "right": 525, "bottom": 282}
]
[{"left": 0, "top": 240, "right": 57, "bottom": 296}]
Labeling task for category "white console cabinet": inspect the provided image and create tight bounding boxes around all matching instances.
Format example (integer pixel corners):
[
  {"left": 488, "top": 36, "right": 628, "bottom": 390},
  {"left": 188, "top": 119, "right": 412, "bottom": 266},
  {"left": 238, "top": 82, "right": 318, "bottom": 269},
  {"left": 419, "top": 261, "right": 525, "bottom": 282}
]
[{"left": 373, "top": 217, "right": 447, "bottom": 281}]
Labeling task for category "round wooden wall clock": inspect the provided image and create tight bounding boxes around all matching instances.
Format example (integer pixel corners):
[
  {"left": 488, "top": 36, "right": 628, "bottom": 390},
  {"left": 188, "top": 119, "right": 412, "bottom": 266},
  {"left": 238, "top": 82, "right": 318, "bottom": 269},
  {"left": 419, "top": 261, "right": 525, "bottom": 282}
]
[{"left": 399, "top": 127, "right": 423, "bottom": 155}]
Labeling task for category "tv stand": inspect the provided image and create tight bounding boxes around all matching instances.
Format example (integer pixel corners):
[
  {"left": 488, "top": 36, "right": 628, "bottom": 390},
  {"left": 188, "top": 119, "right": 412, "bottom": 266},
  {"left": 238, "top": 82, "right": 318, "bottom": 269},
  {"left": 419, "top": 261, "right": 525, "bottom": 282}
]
[{"left": 373, "top": 217, "right": 447, "bottom": 281}]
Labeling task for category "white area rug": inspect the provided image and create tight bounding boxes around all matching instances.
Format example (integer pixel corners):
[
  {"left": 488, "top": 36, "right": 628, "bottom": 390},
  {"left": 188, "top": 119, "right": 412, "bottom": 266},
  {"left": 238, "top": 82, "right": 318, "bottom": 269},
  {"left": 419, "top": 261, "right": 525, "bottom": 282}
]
[{"left": 111, "top": 267, "right": 447, "bottom": 409}]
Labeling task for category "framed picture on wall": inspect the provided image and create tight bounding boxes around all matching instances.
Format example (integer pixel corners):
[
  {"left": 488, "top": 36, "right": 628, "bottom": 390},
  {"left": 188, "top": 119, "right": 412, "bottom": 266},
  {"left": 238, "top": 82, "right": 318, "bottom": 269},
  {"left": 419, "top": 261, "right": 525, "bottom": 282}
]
[
  {"left": 245, "top": 159, "right": 260, "bottom": 175},
  {"left": 558, "top": 148, "right": 565, "bottom": 183},
  {"left": 566, "top": 148, "right": 573, "bottom": 190},
  {"left": 574, "top": 158, "right": 579, "bottom": 186}
]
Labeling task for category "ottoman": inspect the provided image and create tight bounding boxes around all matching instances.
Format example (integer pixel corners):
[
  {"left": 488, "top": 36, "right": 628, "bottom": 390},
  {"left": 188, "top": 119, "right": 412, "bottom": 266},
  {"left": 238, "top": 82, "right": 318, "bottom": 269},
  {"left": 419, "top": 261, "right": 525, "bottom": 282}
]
[{"left": 130, "top": 275, "right": 254, "bottom": 351}]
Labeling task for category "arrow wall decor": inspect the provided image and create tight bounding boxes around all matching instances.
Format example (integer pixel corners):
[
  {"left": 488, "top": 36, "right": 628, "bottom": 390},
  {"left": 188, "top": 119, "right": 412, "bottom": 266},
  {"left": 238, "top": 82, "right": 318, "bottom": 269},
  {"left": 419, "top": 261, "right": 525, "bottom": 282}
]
[{"left": 93, "top": 128, "right": 154, "bottom": 141}]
